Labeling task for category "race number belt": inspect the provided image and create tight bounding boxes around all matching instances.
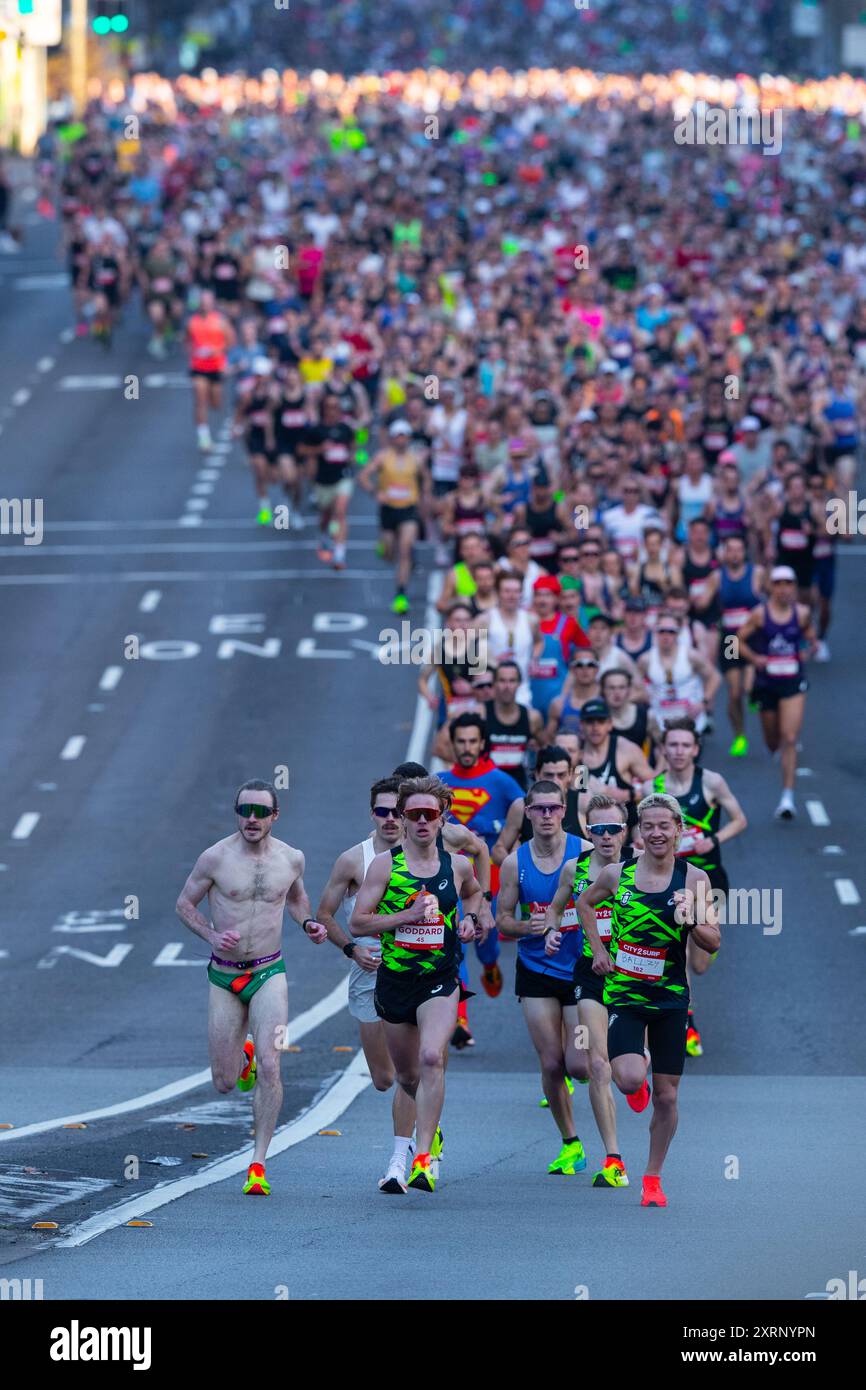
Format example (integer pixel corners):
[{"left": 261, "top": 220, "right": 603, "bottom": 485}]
[{"left": 210, "top": 949, "right": 283, "bottom": 969}]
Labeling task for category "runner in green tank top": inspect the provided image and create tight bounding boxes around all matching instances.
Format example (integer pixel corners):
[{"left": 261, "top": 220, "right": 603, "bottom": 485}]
[
  {"left": 575, "top": 792, "right": 720, "bottom": 1208},
  {"left": 546, "top": 793, "right": 633, "bottom": 1189},
  {"left": 645, "top": 718, "right": 746, "bottom": 1059},
  {"left": 350, "top": 776, "right": 486, "bottom": 1194}
]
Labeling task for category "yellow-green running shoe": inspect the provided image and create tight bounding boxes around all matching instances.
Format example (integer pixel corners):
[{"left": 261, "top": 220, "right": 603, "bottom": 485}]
[
  {"left": 729, "top": 734, "right": 749, "bottom": 757},
  {"left": 257, "top": 506, "right": 272, "bottom": 526},
  {"left": 539, "top": 1076, "right": 575, "bottom": 1107},
  {"left": 391, "top": 592, "right": 409, "bottom": 614},
  {"left": 237, "top": 1039, "right": 257, "bottom": 1092},
  {"left": 430, "top": 1124, "right": 444, "bottom": 1178},
  {"left": 592, "top": 1157, "right": 630, "bottom": 1188},
  {"left": 408, "top": 1153, "right": 436, "bottom": 1192},
  {"left": 548, "top": 1138, "right": 586, "bottom": 1175}
]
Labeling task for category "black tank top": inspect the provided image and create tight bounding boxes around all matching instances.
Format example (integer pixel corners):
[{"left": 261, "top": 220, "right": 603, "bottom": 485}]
[
  {"left": 487, "top": 705, "right": 532, "bottom": 791},
  {"left": 683, "top": 551, "right": 720, "bottom": 620},
  {"left": 615, "top": 703, "right": 649, "bottom": 752},
  {"left": 776, "top": 504, "right": 814, "bottom": 577}
]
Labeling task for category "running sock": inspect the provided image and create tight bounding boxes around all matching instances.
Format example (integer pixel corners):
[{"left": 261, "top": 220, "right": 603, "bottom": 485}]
[
  {"left": 391, "top": 1136, "right": 412, "bottom": 1166},
  {"left": 564, "top": 1135, "right": 580, "bottom": 1146},
  {"left": 606, "top": 1153, "right": 623, "bottom": 1163}
]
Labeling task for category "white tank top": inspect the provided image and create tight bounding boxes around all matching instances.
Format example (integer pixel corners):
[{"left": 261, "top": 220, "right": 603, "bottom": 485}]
[
  {"left": 344, "top": 835, "right": 377, "bottom": 926},
  {"left": 487, "top": 607, "right": 534, "bottom": 704},
  {"left": 647, "top": 642, "right": 705, "bottom": 728}
]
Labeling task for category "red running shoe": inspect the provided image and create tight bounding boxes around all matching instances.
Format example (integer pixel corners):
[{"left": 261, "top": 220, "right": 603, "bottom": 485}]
[
  {"left": 480, "top": 963, "right": 503, "bottom": 998},
  {"left": 627, "top": 1079, "right": 650, "bottom": 1113},
  {"left": 640, "top": 1174, "right": 667, "bottom": 1207}
]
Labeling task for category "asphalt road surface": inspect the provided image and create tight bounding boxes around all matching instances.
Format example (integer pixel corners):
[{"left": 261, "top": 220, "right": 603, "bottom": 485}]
[{"left": 1, "top": 196, "right": 865, "bottom": 1302}]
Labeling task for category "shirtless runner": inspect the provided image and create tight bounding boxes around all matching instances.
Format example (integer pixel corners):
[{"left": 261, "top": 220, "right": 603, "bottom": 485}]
[{"left": 175, "top": 779, "right": 328, "bottom": 1196}]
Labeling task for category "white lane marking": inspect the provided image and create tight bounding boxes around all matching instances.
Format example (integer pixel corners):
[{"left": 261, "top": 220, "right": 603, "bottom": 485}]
[
  {"left": 36, "top": 516, "right": 383, "bottom": 532},
  {"left": 59, "top": 328, "right": 75, "bottom": 343},
  {"left": 835, "top": 880, "right": 861, "bottom": 906},
  {"left": 58, "top": 375, "right": 122, "bottom": 391},
  {"left": 796, "top": 767, "right": 813, "bottom": 778},
  {"left": 190, "top": 482, "right": 214, "bottom": 496},
  {"left": 15, "top": 273, "right": 69, "bottom": 289},
  {"left": 11, "top": 388, "right": 30, "bottom": 406},
  {"left": 806, "top": 800, "right": 830, "bottom": 827},
  {"left": 406, "top": 571, "right": 442, "bottom": 765},
  {"left": 0, "top": 540, "right": 375, "bottom": 557},
  {"left": 142, "top": 373, "right": 190, "bottom": 389},
  {"left": 207, "top": 442, "right": 233, "bottom": 454},
  {"left": 0, "top": 1167, "right": 117, "bottom": 1223},
  {"left": 196, "top": 469, "right": 221, "bottom": 481},
  {"left": 151, "top": 1099, "right": 252, "bottom": 1127},
  {"left": 177, "top": 515, "right": 203, "bottom": 528},
  {"left": 54, "top": 1052, "right": 370, "bottom": 1249},
  {"left": 138, "top": 589, "right": 162, "bottom": 613},
  {"left": 36, "top": 356, "right": 55, "bottom": 373},
  {"left": 98, "top": 665, "right": 123, "bottom": 691},
  {"left": 848, "top": 926, "right": 866, "bottom": 937},
  {"left": 822, "top": 845, "right": 844, "bottom": 855},
  {"left": 0, "top": 976, "right": 350, "bottom": 1144},
  {"left": 184, "top": 498, "right": 209, "bottom": 512},
  {"left": 11, "top": 812, "right": 40, "bottom": 840},
  {"left": 60, "top": 736, "right": 86, "bottom": 761},
  {"left": 0, "top": 569, "right": 390, "bottom": 585}
]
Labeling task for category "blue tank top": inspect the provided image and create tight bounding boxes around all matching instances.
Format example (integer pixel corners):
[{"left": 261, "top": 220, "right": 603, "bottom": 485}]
[
  {"left": 557, "top": 689, "right": 584, "bottom": 736},
  {"left": 753, "top": 604, "right": 802, "bottom": 683},
  {"left": 529, "top": 615, "right": 569, "bottom": 718},
  {"left": 824, "top": 394, "right": 858, "bottom": 448},
  {"left": 516, "top": 833, "right": 584, "bottom": 980},
  {"left": 501, "top": 465, "right": 532, "bottom": 514},
  {"left": 719, "top": 563, "right": 759, "bottom": 632}
]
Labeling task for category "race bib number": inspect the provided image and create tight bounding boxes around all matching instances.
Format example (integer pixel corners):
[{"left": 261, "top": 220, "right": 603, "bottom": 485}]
[
  {"left": 779, "top": 529, "right": 808, "bottom": 550},
  {"left": 660, "top": 698, "right": 690, "bottom": 720},
  {"left": 766, "top": 656, "right": 798, "bottom": 678},
  {"left": 688, "top": 578, "right": 708, "bottom": 601},
  {"left": 385, "top": 485, "right": 413, "bottom": 502},
  {"left": 614, "top": 941, "right": 667, "bottom": 979},
  {"left": 394, "top": 919, "right": 445, "bottom": 950},
  {"left": 529, "top": 659, "right": 559, "bottom": 679},
  {"left": 152, "top": 276, "right": 172, "bottom": 294},
  {"left": 722, "top": 607, "right": 750, "bottom": 629},
  {"left": 596, "top": 907, "right": 612, "bottom": 942},
  {"left": 281, "top": 409, "right": 306, "bottom": 428}
]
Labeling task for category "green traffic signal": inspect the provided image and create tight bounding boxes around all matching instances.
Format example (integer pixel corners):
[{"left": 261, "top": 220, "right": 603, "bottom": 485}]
[
  {"left": 93, "top": 15, "right": 111, "bottom": 32},
  {"left": 111, "top": 14, "right": 129, "bottom": 30},
  {"left": 18, "top": 1, "right": 35, "bottom": 16}
]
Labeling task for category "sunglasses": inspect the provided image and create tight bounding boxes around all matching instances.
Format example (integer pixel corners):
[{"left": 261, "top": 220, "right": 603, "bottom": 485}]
[
  {"left": 573, "top": 660, "right": 598, "bottom": 669},
  {"left": 588, "top": 822, "right": 625, "bottom": 836},
  {"left": 403, "top": 807, "right": 441, "bottom": 823},
  {"left": 581, "top": 550, "right": 601, "bottom": 558},
  {"left": 473, "top": 680, "right": 494, "bottom": 690},
  {"left": 235, "top": 803, "right": 274, "bottom": 819},
  {"left": 527, "top": 803, "right": 565, "bottom": 816},
  {"left": 510, "top": 538, "right": 531, "bottom": 546},
  {"left": 372, "top": 807, "right": 400, "bottom": 820},
  {"left": 657, "top": 628, "right": 679, "bottom": 636},
  {"left": 560, "top": 554, "right": 580, "bottom": 563}
]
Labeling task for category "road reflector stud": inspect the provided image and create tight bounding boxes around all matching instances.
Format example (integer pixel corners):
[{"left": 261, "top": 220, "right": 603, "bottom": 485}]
[
  {"left": 319, "top": 1129, "right": 342, "bottom": 1136},
  {"left": 333, "top": 1045, "right": 353, "bottom": 1052},
  {"left": 285, "top": 1045, "right": 301, "bottom": 1052},
  {"left": 32, "top": 1221, "right": 58, "bottom": 1229},
  {"left": 126, "top": 1220, "right": 153, "bottom": 1227},
  {"left": 63, "top": 1123, "right": 87, "bottom": 1129},
  {"left": 191, "top": 1152, "right": 208, "bottom": 1159},
  {"left": 0, "top": 1124, "right": 13, "bottom": 1130}
]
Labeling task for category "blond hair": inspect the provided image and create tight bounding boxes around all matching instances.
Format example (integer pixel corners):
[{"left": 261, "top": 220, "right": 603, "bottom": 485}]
[{"left": 637, "top": 791, "right": 684, "bottom": 830}]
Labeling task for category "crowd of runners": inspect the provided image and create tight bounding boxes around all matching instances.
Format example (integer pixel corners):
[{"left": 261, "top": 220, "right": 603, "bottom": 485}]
[{"left": 42, "top": 62, "right": 861, "bottom": 1207}]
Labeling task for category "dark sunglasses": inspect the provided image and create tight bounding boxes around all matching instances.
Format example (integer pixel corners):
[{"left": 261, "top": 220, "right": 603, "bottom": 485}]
[
  {"left": 236, "top": 803, "right": 274, "bottom": 819},
  {"left": 372, "top": 807, "right": 400, "bottom": 820},
  {"left": 473, "top": 680, "right": 494, "bottom": 690},
  {"left": 581, "top": 549, "right": 601, "bottom": 558},
  {"left": 510, "top": 537, "right": 531, "bottom": 546},
  {"left": 573, "top": 659, "right": 598, "bottom": 669},
  {"left": 403, "top": 807, "right": 440, "bottom": 823},
  {"left": 656, "top": 628, "right": 679, "bottom": 636},
  {"left": 588, "top": 822, "right": 625, "bottom": 836},
  {"left": 560, "top": 554, "right": 580, "bottom": 563}
]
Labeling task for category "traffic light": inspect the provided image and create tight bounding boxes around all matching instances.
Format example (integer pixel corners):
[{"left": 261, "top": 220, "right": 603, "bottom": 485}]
[
  {"left": 92, "top": 2, "right": 130, "bottom": 35},
  {"left": 17, "top": 1, "right": 35, "bottom": 14}
]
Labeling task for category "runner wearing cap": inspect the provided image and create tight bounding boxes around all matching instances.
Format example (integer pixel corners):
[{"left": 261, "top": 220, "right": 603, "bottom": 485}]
[
  {"left": 358, "top": 420, "right": 427, "bottom": 613},
  {"left": 730, "top": 415, "right": 772, "bottom": 487},
  {"left": 529, "top": 574, "right": 591, "bottom": 720},
  {"left": 578, "top": 698, "right": 654, "bottom": 832},
  {"left": 736, "top": 567, "right": 817, "bottom": 820}
]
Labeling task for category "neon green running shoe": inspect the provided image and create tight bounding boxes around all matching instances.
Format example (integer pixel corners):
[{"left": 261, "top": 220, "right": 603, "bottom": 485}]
[
  {"left": 391, "top": 592, "right": 409, "bottom": 614},
  {"left": 408, "top": 1153, "right": 436, "bottom": 1192},
  {"left": 430, "top": 1125, "right": 444, "bottom": 1179},
  {"left": 539, "top": 1076, "right": 574, "bottom": 1107},
  {"left": 237, "top": 1040, "right": 257, "bottom": 1093},
  {"left": 729, "top": 735, "right": 749, "bottom": 757},
  {"left": 257, "top": 507, "right": 272, "bottom": 526},
  {"left": 592, "top": 1158, "right": 630, "bottom": 1188},
  {"left": 374, "top": 540, "right": 386, "bottom": 559},
  {"left": 548, "top": 1138, "right": 586, "bottom": 1175}
]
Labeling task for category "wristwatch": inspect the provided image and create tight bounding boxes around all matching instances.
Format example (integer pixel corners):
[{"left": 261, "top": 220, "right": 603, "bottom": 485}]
[
  {"left": 464, "top": 911, "right": 479, "bottom": 928},
  {"left": 342, "top": 941, "right": 356, "bottom": 958},
  {"left": 482, "top": 891, "right": 493, "bottom": 902}
]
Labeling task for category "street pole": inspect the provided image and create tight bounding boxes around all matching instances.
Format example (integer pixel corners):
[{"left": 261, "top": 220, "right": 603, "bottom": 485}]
[{"left": 70, "top": 0, "right": 87, "bottom": 117}]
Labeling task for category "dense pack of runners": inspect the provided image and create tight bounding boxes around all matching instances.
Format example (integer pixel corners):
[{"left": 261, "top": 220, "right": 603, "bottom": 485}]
[{"left": 45, "top": 60, "right": 860, "bottom": 1207}]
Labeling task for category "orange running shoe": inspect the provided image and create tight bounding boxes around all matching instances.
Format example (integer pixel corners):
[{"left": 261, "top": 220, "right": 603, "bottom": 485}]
[
  {"left": 481, "top": 963, "right": 503, "bottom": 998},
  {"left": 243, "top": 1162, "right": 271, "bottom": 1196},
  {"left": 640, "top": 1175, "right": 667, "bottom": 1207},
  {"left": 237, "top": 1039, "right": 257, "bottom": 1092},
  {"left": 627, "top": 1079, "right": 650, "bottom": 1113}
]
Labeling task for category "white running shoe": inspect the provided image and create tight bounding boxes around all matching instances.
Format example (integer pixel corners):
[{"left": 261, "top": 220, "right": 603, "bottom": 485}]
[
  {"left": 814, "top": 641, "right": 830, "bottom": 663},
  {"left": 774, "top": 790, "right": 796, "bottom": 821},
  {"left": 197, "top": 424, "right": 212, "bottom": 451},
  {"left": 378, "top": 1156, "right": 408, "bottom": 1195},
  {"left": 289, "top": 511, "right": 305, "bottom": 532}
]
